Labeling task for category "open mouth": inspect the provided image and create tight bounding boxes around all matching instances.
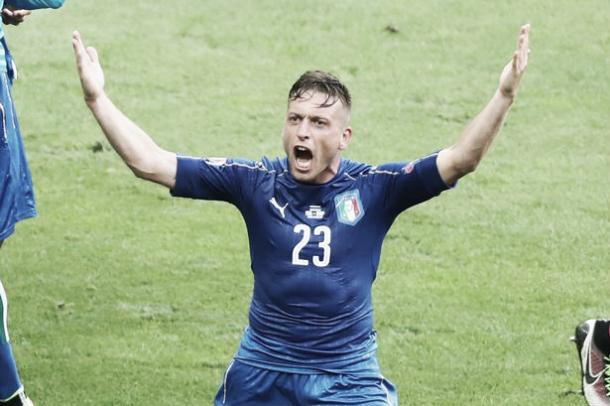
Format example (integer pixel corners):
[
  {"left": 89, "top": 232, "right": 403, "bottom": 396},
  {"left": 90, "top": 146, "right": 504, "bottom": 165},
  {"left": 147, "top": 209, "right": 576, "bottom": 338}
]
[{"left": 294, "top": 146, "right": 313, "bottom": 171}]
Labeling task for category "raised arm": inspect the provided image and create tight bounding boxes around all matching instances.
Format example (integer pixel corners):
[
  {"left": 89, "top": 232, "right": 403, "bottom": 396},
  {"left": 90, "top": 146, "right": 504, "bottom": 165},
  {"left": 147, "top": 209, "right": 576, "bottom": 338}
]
[
  {"left": 436, "top": 24, "right": 530, "bottom": 185},
  {"left": 72, "top": 31, "right": 177, "bottom": 188}
]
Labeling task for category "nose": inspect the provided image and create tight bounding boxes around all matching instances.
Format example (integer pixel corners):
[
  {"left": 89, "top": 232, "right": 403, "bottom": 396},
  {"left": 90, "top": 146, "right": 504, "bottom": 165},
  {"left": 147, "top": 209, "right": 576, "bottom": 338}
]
[{"left": 296, "top": 120, "right": 310, "bottom": 140}]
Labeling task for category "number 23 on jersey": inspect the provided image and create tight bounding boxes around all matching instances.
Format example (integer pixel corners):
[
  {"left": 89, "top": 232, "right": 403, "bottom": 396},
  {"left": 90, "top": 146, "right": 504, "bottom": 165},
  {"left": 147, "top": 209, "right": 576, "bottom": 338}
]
[{"left": 291, "top": 224, "right": 331, "bottom": 267}]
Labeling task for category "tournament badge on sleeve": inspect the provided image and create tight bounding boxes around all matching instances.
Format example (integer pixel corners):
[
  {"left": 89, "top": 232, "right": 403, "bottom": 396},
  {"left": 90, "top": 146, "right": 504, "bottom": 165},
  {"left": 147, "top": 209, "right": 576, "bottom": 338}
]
[{"left": 334, "top": 189, "right": 365, "bottom": 226}]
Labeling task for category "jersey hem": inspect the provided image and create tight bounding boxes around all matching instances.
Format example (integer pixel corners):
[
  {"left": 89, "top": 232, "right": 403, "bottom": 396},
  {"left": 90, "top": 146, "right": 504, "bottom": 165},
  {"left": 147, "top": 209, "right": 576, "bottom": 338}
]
[
  {"left": 0, "top": 209, "right": 37, "bottom": 241},
  {"left": 234, "top": 350, "right": 380, "bottom": 375}
]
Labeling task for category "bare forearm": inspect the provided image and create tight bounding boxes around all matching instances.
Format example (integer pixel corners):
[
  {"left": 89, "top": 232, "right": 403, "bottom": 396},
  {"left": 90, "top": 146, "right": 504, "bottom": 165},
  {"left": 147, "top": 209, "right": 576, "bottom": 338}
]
[
  {"left": 437, "top": 24, "right": 530, "bottom": 185},
  {"left": 73, "top": 30, "right": 177, "bottom": 188},
  {"left": 452, "top": 90, "right": 514, "bottom": 170},
  {"left": 437, "top": 90, "right": 514, "bottom": 185},
  {"left": 86, "top": 93, "right": 176, "bottom": 187}
]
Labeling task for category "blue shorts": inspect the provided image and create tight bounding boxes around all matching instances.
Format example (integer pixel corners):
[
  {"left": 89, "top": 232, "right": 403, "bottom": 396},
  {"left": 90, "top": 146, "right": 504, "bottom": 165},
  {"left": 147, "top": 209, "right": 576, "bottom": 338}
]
[
  {"left": 0, "top": 39, "right": 36, "bottom": 242},
  {"left": 214, "top": 359, "right": 398, "bottom": 405}
]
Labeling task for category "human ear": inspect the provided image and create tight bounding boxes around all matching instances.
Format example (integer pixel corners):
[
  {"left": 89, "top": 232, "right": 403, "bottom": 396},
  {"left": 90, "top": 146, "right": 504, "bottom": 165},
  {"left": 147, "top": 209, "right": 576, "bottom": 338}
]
[{"left": 339, "top": 127, "right": 352, "bottom": 151}]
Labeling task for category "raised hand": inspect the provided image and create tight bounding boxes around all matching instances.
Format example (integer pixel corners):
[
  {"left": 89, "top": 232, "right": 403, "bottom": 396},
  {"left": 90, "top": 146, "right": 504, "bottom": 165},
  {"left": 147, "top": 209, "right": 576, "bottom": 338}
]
[
  {"left": 72, "top": 31, "right": 105, "bottom": 103},
  {"left": 499, "top": 24, "right": 530, "bottom": 99}
]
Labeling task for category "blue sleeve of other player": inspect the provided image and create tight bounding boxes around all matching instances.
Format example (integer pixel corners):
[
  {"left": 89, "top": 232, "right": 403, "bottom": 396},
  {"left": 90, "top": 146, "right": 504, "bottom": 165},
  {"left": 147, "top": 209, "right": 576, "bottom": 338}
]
[
  {"left": 5, "top": 0, "right": 65, "bottom": 9},
  {"left": 169, "top": 156, "right": 261, "bottom": 206},
  {"left": 378, "top": 152, "right": 452, "bottom": 214}
]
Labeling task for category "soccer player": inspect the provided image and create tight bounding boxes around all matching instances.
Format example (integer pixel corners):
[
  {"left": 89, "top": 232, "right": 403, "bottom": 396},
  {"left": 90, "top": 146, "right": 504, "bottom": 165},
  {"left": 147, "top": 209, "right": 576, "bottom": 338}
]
[
  {"left": 72, "top": 24, "right": 530, "bottom": 404},
  {"left": 0, "top": 1, "right": 65, "bottom": 406}
]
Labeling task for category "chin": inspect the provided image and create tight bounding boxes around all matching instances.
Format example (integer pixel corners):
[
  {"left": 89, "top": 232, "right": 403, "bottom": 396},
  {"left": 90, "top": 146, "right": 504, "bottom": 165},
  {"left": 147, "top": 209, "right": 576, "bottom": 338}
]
[{"left": 291, "top": 171, "right": 314, "bottom": 183}]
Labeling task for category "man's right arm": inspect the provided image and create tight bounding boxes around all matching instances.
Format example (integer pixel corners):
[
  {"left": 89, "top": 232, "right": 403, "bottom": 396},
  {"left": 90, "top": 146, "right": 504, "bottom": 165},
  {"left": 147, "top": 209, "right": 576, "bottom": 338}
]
[{"left": 72, "top": 31, "right": 177, "bottom": 189}]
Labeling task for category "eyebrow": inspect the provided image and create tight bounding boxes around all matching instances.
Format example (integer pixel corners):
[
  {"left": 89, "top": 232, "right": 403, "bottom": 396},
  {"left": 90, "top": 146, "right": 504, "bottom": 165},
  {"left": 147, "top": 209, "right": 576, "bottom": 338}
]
[
  {"left": 287, "top": 112, "right": 330, "bottom": 121},
  {"left": 309, "top": 115, "right": 329, "bottom": 122}
]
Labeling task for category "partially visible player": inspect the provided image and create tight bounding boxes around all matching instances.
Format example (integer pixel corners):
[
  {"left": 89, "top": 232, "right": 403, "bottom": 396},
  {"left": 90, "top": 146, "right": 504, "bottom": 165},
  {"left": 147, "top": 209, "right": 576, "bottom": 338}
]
[
  {"left": 572, "top": 320, "right": 610, "bottom": 405},
  {"left": 0, "top": 1, "right": 65, "bottom": 405},
  {"left": 72, "top": 25, "right": 530, "bottom": 404}
]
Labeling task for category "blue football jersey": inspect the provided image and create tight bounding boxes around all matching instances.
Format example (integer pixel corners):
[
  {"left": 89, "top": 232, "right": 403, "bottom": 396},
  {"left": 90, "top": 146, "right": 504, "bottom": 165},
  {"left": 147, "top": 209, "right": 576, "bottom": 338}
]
[
  {"left": 0, "top": 69, "right": 36, "bottom": 241},
  {"left": 171, "top": 153, "right": 450, "bottom": 373}
]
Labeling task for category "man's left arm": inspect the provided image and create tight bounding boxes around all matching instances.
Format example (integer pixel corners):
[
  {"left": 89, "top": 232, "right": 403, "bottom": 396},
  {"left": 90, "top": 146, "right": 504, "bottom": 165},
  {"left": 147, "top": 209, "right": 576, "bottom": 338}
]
[{"left": 437, "top": 24, "right": 530, "bottom": 186}]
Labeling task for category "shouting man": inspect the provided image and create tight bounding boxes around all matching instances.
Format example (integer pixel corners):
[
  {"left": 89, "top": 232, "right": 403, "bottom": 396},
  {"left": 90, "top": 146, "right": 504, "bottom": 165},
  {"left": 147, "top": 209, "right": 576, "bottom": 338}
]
[{"left": 72, "top": 24, "right": 530, "bottom": 405}]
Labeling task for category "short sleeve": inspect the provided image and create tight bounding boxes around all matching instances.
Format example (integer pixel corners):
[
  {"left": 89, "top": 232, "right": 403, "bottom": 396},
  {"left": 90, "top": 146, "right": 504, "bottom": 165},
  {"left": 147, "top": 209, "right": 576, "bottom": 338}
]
[
  {"left": 376, "top": 152, "right": 452, "bottom": 215},
  {"left": 170, "top": 156, "right": 255, "bottom": 206}
]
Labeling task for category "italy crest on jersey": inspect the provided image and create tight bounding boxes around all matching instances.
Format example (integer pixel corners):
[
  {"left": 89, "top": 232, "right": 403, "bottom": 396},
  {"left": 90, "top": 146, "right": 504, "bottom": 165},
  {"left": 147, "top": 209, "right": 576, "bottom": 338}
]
[{"left": 334, "top": 189, "right": 365, "bottom": 226}]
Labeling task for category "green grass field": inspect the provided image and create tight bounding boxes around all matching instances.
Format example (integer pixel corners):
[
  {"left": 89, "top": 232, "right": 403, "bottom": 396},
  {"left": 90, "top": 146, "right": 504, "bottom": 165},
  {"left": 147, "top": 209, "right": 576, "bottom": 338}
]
[{"left": 0, "top": 1, "right": 608, "bottom": 404}]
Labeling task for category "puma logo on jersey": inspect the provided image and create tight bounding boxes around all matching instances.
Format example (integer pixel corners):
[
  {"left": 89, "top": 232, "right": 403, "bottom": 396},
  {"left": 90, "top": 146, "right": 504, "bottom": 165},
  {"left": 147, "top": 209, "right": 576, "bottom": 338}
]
[{"left": 269, "top": 197, "right": 288, "bottom": 219}]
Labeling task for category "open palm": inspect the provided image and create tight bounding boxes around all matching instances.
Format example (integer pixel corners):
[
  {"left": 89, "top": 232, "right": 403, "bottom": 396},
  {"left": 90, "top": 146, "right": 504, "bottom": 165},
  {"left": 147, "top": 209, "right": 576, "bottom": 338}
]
[
  {"left": 72, "top": 31, "right": 105, "bottom": 102},
  {"left": 499, "top": 24, "right": 530, "bottom": 98}
]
